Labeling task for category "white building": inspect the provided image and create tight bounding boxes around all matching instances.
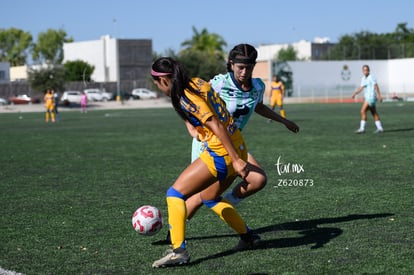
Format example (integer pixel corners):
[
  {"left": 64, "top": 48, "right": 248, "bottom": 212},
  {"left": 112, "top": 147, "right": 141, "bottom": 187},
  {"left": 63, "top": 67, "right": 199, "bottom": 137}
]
[
  {"left": 63, "top": 35, "right": 118, "bottom": 82},
  {"left": 257, "top": 40, "right": 313, "bottom": 61},
  {"left": 63, "top": 35, "right": 152, "bottom": 83}
]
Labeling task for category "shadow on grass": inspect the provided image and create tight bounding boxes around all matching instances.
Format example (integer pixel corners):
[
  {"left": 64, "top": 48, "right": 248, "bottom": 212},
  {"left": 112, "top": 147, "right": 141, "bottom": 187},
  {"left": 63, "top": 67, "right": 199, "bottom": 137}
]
[
  {"left": 382, "top": 127, "right": 414, "bottom": 133},
  {"left": 152, "top": 213, "right": 393, "bottom": 266}
]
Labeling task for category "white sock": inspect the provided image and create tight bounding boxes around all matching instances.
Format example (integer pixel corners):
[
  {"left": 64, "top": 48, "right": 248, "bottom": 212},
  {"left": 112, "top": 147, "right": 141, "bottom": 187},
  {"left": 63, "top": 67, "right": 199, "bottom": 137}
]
[
  {"left": 224, "top": 191, "right": 242, "bottom": 206},
  {"left": 375, "top": 120, "right": 383, "bottom": 130},
  {"left": 360, "top": 120, "right": 366, "bottom": 130}
]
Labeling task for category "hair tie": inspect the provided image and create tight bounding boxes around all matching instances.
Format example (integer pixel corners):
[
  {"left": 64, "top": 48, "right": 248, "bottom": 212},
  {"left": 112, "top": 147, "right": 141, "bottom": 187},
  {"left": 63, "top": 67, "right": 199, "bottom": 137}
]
[{"left": 151, "top": 69, "right": 172, "bottom": 77}]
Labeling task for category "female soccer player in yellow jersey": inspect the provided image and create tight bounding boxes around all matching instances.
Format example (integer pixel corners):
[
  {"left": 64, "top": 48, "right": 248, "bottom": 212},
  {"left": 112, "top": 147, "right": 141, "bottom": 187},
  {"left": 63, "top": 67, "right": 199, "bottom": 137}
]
[
  {"left": 150, "top": 57, "right": 260, "bottom": 268},
  {"left": 185, "top": 44, "right": 299, "bottom": 219},
  {"left": 43, "top": 88, "right": 55, "bottom": 123},
  {"left": 269, "top": 74, "right": 286, "bottom": 118}
]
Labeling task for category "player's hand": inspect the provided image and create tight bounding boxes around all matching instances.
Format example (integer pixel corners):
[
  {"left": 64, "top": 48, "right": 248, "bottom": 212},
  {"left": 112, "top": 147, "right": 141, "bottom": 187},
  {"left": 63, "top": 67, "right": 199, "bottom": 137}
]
[{"left": 232, "top": 158, "right": 248, "bottom": 179}]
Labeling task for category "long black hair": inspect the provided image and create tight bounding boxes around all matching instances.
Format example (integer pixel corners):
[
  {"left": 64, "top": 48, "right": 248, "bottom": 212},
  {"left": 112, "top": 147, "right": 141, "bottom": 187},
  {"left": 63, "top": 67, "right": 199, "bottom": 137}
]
[
  {"left": 226, "top": 44, "right": 257, "bottom": 72},
  {"left": 151, "top": 57, "right": 199, "bottom": 121}
]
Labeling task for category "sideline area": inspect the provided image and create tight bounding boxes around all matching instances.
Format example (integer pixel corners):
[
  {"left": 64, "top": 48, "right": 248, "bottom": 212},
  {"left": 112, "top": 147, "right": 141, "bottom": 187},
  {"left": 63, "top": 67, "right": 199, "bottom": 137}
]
[{"left": 0, "top": 98, "right": 171, "bottom": 114}]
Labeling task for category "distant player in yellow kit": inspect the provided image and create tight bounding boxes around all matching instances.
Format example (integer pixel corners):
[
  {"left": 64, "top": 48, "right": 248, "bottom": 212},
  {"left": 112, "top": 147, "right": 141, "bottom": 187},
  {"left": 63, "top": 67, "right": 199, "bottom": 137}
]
[
  {"left": 269, "top": 74, "right": 286, "bottom": 118},
  {"left": 44, "top": 89, "right": 55, "bottom": 123}
]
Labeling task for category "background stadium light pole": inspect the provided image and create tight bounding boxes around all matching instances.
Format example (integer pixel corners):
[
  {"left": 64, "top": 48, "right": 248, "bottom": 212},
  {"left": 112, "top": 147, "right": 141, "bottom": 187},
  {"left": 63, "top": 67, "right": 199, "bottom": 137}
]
[{"left": 116, "top": 38, "right": 121, "bottom": 103}]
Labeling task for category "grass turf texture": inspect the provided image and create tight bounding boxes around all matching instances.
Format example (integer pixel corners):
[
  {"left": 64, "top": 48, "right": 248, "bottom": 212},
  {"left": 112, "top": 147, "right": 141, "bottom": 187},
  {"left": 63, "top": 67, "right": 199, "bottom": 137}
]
[{"left": 0, "top": 102, "right": 413, "bottom": 274}]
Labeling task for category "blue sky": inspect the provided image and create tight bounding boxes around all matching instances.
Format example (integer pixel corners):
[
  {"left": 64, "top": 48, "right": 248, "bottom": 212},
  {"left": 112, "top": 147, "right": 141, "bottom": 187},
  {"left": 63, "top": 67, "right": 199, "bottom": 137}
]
[{"left": 3, "top": 0, "right": 413, "bottom": 54}]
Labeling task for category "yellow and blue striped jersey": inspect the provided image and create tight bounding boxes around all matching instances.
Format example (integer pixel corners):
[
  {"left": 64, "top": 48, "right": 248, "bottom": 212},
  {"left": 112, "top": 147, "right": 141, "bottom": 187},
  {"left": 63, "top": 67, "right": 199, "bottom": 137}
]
[{"left": 181, "top": 77, "right": 242, "bottom": 156}]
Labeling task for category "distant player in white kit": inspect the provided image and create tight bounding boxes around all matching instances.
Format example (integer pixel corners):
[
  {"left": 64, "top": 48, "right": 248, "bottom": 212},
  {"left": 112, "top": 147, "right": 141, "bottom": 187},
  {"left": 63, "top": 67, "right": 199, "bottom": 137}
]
[{"left": 352, "top": 65, "right": 384, "bottom": 134}]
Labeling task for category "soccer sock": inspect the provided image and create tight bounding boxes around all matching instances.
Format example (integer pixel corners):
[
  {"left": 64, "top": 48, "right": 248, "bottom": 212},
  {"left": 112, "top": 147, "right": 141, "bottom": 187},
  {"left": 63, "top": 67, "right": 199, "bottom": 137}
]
[
  {"left": 280, "top": 109, "right": 286, "bottom": 118},
  {"left": 360, "top": 120, "right": 366, "bottom": 130},
  {"left": 166, "top": 187, "right": 187, "bottom": 250},
  {"left": 51, "top": 112, "right": 55, "bottom": 122},
  {"left": 375, "top": 120, "right": 383, "bottom": 130},
  {"left": 45, "top": 112, "right": 49, "bottom": 122},
  {"left": 224, "top": 190, "right": 242, "bottom": 206},
  {"left": 203, "top": 196, "right": 248, "bottom": 234}
]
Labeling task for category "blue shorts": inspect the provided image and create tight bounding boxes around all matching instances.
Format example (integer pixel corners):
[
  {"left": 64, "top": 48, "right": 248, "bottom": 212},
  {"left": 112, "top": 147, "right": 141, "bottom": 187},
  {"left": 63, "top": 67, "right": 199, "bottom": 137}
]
[{"left": 199, "top": 140, "right": 247, "bottom": 181}]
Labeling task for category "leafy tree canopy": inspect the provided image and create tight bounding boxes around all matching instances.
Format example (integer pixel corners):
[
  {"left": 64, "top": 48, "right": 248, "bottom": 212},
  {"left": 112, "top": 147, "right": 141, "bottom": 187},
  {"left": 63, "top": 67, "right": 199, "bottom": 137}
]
[
  {"left": 181, "top": 26, "right": 227, "bottom": 59},
  {"left": 31, "top": 29, "right": 73, "bottom": 64},
  {"left": 324, "top": 22, "right": 414, "bottom": 60},
  {"left": 0, "top": 28, "right": 32, "bottom": 66},
  {"left": 27, "top": 66, "right": 65, "bottom": 94},
  {"left": 63, "top": 60, "right": 95, "bottom": 82},
  {"left": 276, "top": 45, "right": 298, "bottom": 61}
]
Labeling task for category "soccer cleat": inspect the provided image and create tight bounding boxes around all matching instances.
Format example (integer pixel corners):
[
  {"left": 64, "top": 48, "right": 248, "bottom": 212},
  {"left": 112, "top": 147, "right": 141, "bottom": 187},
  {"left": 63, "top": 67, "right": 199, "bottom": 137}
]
[
  {"left": 152, "top": 248, "right": 190, "bottom": 268},
  {"left": 373, "top": 129, "right": 384, "bottom": 134},
  {"left": 232, "top": 232, "right": 261, "bottom": 251},
  {"left": 354, "top": 129, "right": 365, "bottom": 134}
]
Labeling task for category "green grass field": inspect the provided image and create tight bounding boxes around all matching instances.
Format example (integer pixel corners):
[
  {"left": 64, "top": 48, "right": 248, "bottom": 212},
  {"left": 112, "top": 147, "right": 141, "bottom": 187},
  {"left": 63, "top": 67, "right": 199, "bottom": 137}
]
[{"left": 0, "top": 102, "right": 413, "bottom": 275}]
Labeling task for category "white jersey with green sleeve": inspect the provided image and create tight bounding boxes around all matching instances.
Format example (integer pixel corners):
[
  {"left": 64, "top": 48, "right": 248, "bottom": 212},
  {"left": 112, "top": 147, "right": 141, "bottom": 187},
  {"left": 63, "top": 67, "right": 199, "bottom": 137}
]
[{"left": 191, "top": 72, "right": 266, "bottom": 162}]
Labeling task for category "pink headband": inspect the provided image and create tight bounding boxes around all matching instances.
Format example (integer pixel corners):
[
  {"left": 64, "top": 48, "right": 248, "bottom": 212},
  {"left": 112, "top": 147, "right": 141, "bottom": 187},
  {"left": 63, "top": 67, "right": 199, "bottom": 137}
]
[{"left": 151, "top": 69, "right": 172, "bottom": 77}]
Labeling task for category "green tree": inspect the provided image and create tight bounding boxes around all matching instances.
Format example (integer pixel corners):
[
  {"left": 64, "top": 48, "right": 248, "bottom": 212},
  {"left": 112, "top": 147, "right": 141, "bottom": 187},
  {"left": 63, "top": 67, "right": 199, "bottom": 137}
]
[
  {"left": 276, "top": 45, "right": 298, "bottom": 61},
  {"left": 324, "top": 23, "right": 414, "bottom": 60},
  {"left": 175, "top": 27, "right": 227, "bottom": 79},
  {"left": 27, "top": 66, "right": 66, "bottom": 94},
  {"left": 178, "top": 50, "right": 226, "bottom": 80},
  {"left": 181, "top": 26, "right": 227, "bottom": 59},
  {"left": 0, "top": 28, "right": 32, "bottom": 66},
  {"left": 31, "top": 29, "right": 73, "bottom": 64},
  {"left": 63, "top": 60, "right": 95, "bottom": 82}
]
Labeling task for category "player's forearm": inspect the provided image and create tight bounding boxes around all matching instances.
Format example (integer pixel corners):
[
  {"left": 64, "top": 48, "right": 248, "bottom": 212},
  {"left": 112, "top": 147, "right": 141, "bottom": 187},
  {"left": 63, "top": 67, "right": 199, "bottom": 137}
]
[
  {"left": 255, "top": 103, "right": 284, "bottom": 122},
  {"left": 184, "top": 120, "right": 199, "bottom": 139},
  {"left": 206, "top": 117, "right": 240, "bottom": 161}
]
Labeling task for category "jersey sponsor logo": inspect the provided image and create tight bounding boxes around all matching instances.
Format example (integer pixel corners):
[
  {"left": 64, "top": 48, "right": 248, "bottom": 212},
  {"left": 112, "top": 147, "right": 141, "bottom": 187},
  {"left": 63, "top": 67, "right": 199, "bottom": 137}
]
[{"left": 233, "top": 104, "right": 250, "bottom": 118}]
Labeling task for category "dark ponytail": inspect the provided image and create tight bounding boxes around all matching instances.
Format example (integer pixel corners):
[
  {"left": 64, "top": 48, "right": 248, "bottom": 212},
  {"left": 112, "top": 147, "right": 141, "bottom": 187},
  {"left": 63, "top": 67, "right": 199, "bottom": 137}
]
[{"left": 152, "top": 57, "right": 199, "bottom": 121}]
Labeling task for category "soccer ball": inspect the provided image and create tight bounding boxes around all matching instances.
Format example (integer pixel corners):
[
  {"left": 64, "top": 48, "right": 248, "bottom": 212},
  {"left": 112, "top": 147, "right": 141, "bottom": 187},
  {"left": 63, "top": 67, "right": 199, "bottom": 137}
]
[{"left": 132, "top": 205, "right": 163, "bottom": 236}]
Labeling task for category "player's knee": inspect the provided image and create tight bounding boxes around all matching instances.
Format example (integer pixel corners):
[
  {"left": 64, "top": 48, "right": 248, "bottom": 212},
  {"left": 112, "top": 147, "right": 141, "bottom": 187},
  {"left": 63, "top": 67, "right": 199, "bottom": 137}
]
[
  {"left": 258, "top": 172, "right": 267, "bottom": 189},
  {"left": 250, "top": 171, "right": 267, "bottom": 191}
]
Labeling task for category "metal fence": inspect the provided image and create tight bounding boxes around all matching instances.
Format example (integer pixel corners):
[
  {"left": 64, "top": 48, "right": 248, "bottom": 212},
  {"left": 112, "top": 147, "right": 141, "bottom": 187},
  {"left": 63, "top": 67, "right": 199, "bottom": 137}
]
[
  {"left": 322, "top": 43, "right": 414, "bottom": 60},
  {"left": 0, "top": 79, "right": 152, "bottom": 99}
]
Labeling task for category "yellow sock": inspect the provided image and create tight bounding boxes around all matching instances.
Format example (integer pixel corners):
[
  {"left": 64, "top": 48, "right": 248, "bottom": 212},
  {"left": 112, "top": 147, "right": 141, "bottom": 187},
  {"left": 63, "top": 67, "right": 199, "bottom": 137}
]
[
  {"left": 51, "top": 112, "right": 56, "bottom": 122},
  {"left": 207, "top": 197, "right": 247, "bottom": 234},
  {"left": 166, "top": 196, "right": 187, "bottom": 249},
  {"left": 280, "top": 109, "right": 286, "bottom": 118},
  {"left": 45, "top": 113, "right": 49, "bottom": 122}
]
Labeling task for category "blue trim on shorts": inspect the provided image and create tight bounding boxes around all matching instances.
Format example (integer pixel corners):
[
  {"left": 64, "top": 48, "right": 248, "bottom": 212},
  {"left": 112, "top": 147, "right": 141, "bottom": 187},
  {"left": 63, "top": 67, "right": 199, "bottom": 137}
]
[
  {"left": 205, "top": 148, "right": 228, "bottom": 180},
  {"left": 202, "top": 196, "right": 223, "bottom": 208},
  {"left": 166, "top": 187, "right": 187, "bottom": 200}
]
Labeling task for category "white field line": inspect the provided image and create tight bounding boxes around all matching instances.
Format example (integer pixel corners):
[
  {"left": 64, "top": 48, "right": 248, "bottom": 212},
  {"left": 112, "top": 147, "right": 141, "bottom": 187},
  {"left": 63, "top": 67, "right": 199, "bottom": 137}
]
[{"left": 0, "top": 267, "right": 24, "bottom": 275}]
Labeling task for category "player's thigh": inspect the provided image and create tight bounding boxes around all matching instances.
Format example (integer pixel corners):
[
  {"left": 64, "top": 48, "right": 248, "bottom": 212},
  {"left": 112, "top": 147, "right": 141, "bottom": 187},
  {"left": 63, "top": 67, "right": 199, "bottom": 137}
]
[
  {"left": 368, "top": 104, "right": 377, "bottom": 115},
  {"left": 270, "top": 97, "right": 277, "bottom": 107},
  {"left": 247, "top": 153, "right": 263, "bottom": 168},
  {"left": 199, "top": 176, "right": 237, "bottom": 201},
  {"left": 360, "top": 101, "right": 369, "bottom": 113},
  {"left": 172, "top": 158, "right": 217, "bottom": 197},
  {"left": 245, "top": 161, "right": 267, "bottom": 186},
  {"left": 276, "top": 98, "right": 283, "bottom": 107}
]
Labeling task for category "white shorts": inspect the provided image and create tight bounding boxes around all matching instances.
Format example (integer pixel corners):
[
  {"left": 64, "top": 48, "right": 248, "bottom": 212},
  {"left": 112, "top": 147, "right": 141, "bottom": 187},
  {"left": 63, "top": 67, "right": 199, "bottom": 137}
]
[{"left": 191, "top": 138, "right": 204, "bottom": 162}]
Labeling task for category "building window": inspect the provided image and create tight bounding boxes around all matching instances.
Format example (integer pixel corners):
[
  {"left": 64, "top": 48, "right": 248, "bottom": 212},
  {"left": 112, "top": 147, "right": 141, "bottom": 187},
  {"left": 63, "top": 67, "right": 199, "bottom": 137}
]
[{"left": 0, "top": 70, "right": 5, "bottom": 80}]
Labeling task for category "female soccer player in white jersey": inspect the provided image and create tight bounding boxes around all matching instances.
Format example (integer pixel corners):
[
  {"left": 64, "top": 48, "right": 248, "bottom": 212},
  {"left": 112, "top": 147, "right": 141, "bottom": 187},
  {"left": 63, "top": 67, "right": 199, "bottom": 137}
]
[
  {"left": 352, "top": 65, "right": 384, "bottom": 133},
  {"left": 185, "top": 44, "right": 300, "bottom": 221}
]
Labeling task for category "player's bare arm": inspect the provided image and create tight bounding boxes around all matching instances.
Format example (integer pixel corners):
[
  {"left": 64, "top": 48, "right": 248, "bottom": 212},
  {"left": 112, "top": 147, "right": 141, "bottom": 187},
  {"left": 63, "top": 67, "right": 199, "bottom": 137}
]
[{"left": 204, "top": 116, "right": 247, "bottom": 178}]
